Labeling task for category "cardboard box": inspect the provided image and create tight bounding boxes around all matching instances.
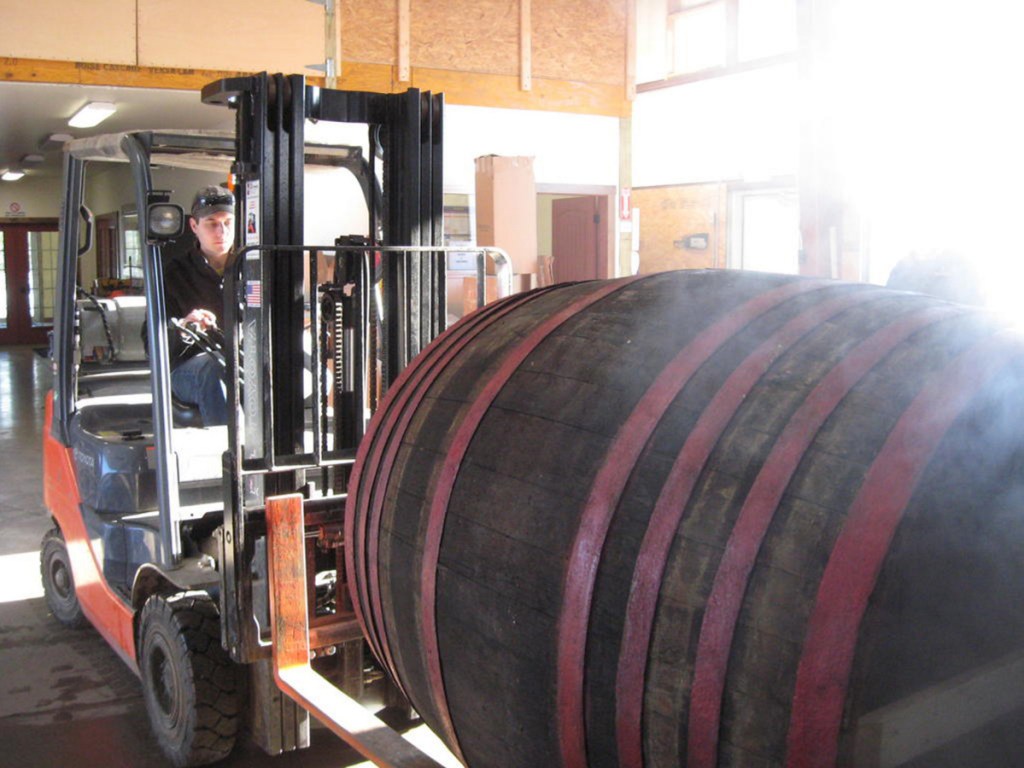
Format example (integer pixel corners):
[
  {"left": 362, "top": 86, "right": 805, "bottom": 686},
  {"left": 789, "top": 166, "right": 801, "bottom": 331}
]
[
  {"left": 475, "top": 155, "right": 538, "bottom": 276},
  {"left": 451, "top": 273, "right": 539, "bottom": 320},
  {"left": 513, "top": 273, "right": 537, "bottom": 293},
  {"left": 461, "top": 276, "right": 501, "bottom": 316}
]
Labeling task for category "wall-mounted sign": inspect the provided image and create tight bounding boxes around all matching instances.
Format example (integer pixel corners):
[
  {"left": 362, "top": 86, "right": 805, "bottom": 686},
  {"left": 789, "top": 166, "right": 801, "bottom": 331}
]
[
  {"left": 674, "top": 233, "right": 709, "bottom": 250},
  {"left": 447, "top": 250, "right": 478, "bottom": 272},
  {"left": 6, "top": 201, "right": 26, "bottom": 217}
]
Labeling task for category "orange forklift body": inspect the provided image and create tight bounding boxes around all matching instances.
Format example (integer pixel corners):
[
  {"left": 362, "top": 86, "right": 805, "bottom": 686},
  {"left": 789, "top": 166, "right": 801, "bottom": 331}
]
[{"left": 42, "top": 392, "right": 137, "bottom": 668}]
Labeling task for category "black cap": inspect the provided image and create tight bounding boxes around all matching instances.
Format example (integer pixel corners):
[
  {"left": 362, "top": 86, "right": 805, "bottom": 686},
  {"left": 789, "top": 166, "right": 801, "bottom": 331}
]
[{"left": 191, "top": 185, "right": 234, "bottom": 219}]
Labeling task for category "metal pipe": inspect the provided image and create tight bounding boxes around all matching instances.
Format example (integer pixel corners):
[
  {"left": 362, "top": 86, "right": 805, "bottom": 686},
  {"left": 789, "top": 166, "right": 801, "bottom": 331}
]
[
  {"left": 52, "top": 151, "right": 85, "bottom": 444},
  {"left": 122, "top": 133, "right": 182, "bottom": 567},
  {"left": 483, "top": 246, "right": 514, "bottom": 299}
]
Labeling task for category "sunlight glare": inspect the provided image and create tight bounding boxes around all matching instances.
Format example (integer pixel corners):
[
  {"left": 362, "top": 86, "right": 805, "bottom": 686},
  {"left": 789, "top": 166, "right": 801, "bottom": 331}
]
[
  {"left": 0, "top": 551, "right": 45, "bottom": 603},
  {"left": 348, "top": 721, "right": 463, "bottom": 768},
  {"left": 830, "top": 0, "right": 1024, "bottom": 324}
]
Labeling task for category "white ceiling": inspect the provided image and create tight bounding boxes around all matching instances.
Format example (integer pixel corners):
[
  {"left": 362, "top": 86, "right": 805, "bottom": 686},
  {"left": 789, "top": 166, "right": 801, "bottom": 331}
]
[{"left": 0, "top": 81, "right": 235, "bottom": 180}]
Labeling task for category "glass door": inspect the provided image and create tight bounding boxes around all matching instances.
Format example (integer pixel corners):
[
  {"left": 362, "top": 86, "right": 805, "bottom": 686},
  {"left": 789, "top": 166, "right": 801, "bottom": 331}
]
[
  {"left": 728, "top": 188, "right": 800, "bottom": 275},
  {"left": 0, "top": 221, "right": 59, "bottom": 346}
]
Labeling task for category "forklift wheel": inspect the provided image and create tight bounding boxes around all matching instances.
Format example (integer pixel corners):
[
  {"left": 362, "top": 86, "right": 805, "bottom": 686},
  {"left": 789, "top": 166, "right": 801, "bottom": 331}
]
[
  {"left": 138, "top": 592, "right": 241, "bottom": 767},
  {"left": 40, "top": 528, "right": 87, "bottom": 629}
]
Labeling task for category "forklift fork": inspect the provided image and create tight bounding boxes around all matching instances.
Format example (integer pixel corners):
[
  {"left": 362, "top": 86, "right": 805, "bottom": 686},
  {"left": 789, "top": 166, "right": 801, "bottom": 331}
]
[{"left": 266, "top": 494, "right": 444, "bottom": 768}]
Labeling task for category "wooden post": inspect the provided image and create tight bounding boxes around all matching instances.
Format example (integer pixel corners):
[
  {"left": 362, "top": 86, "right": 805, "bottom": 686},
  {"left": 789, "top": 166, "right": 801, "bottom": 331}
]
[
  {"left": 625, "top": 0, "right": 636, "bottom": 100},
  {"left": 398, "top": 0, "right": 411, "bottom": 82},
  {"left": 520, "top": 0, "right": 532, "bottom": 91}
]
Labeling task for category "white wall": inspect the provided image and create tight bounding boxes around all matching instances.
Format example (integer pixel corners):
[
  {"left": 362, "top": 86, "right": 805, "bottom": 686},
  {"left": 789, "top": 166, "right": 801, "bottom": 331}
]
[
  {"left": 444, "top": 104, "right": 620, "bottom": 192},
  {"left": 0, "top": 162, "right": 228, "bottom": 224},
  {"left": 632, "top": 63, "right": 799, "bottom": 187},
  {"left": 3, "top": 104, "right": 621, "bottom": 239},
  {"left": 303, "top": 166, "right": 371, "bottom": 244},
  {"left": 0, "top": 175, "right": 61, "bottom": 219},
  {"left": 301, "top": 102, "right": 621, "bottom": 193}
]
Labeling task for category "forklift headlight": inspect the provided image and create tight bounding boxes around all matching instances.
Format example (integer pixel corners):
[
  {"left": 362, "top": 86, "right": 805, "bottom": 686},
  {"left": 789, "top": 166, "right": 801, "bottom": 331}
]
[{"left": 147, "top": 203, "right": 185, "bottom": 241}]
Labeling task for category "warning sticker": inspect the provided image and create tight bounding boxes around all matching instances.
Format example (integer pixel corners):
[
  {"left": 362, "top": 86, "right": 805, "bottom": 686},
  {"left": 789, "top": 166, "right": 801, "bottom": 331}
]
[{"left": 245, "top": 180, "right": 260, "bottom": 246}]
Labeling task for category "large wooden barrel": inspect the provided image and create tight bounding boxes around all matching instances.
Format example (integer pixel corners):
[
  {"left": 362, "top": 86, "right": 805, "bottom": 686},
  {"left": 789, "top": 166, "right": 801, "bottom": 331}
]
[{"left": 344, "top": 270, "right": 1024, "bottom": 767}]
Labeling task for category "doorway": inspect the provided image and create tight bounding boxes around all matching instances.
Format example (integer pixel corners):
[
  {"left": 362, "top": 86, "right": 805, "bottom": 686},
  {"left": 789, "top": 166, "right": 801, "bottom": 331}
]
[
  {"left": 728, "top": 187, "right": 800, "bottom": 274},
  {"left": 539, "top": 193, "right": 612, "bottom": 284},
  {"left": 0, "top": 221, "right": 60, "bottom": 346}
]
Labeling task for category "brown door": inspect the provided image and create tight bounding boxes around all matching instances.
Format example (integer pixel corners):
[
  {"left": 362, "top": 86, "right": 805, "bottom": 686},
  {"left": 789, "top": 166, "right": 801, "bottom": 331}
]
[
  {"left": 95, "top": 213, "right": 119, "bottom": 280},
  {"left": 0, "top": 221, "right": 59, "bottom": 346},
  {"left": 552, "top": 196, "right": 608, "bottom": 283}
]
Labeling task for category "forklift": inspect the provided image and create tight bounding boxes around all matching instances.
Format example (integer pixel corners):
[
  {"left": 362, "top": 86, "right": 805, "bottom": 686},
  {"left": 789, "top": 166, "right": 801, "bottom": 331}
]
[{"left": 41, "top": 72, "right": 509, "bottom": 767}]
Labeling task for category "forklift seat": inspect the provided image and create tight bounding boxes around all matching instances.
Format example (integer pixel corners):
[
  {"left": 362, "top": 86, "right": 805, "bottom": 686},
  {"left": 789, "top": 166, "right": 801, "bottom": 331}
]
[{"left": 171, "top": 397, "right": 204, "bottom": 428}]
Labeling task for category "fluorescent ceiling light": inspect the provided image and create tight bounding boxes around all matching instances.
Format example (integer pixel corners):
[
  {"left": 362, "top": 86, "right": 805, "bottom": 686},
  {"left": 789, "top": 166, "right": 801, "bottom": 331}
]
[
  {"left": 1, "top": 170, "right": 26, "bottom": 182},
  {"left": 68, "top": 101, "right": 116, "bottom": 128},
  {"left": 21, "top": 154, "right": 45, "bottom": 165}
]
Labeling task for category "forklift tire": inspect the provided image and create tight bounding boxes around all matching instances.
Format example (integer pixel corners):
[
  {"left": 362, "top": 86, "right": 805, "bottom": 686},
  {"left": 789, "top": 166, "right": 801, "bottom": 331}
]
[
  {"left": 40, "top": 528, "right": 87, "bottom": 629},
  {"left": 138, "top": 592, "right": 241, "bottom": 767}
]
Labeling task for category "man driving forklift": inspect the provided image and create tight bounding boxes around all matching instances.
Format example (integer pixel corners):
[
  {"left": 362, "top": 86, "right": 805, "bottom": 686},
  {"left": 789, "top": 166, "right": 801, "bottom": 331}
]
[{"left": 162, "top": 185, "right": 235, "bottom": 425}]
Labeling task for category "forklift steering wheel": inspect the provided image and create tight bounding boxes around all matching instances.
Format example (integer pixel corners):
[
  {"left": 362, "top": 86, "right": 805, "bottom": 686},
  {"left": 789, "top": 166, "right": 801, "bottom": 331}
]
[{"left": 171, "top": 318, "right": 227, "bottom": 368}]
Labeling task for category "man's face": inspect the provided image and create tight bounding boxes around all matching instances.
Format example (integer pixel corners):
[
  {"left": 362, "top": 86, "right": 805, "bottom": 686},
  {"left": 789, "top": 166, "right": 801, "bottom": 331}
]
[{"left": 190, "top": 210, "right": 235, "bottom": 259}]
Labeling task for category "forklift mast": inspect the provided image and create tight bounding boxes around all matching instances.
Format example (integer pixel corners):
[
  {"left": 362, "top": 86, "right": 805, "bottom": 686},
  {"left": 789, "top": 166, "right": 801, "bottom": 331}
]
[{"left": 200, "top": 73, "right": 446, "bottom": 664}]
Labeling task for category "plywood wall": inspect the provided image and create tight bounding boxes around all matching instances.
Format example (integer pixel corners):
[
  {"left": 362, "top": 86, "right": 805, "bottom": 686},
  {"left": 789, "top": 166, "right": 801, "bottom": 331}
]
[
  {"left": 633, "top": 183, "right": 727, "bottom": 273},
  {"left": 1, "top": 0, "right": 630, "bottom": 115},
  {"left": 0, "top": 0, "right": 137, "bottom": 65},
  {"left": 0, "top": 0, "right": 323, "bottom": 77},
  {"left": 136, "top": 0, "right": 324, "bottom": 74},
  {"left": 411, "top": 0, "right": 519, "bottom": 75},
  {"left": 342, "top": 1, "right": 398, "bottom": 64},
  {"left": 533, "top": 0, "right": 627, "bottom": 85}
]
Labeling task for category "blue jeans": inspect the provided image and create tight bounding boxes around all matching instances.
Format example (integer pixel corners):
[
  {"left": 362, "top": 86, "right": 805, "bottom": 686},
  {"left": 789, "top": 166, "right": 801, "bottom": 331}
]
[{"left": 171, "top": 352, "right": 228, "bottom": 426}]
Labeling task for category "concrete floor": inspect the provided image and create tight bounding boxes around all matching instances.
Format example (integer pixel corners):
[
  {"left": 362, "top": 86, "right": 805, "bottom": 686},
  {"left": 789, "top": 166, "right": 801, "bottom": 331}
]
[{"left": 0, "top": 346, "right": 457, "bottom": 768}]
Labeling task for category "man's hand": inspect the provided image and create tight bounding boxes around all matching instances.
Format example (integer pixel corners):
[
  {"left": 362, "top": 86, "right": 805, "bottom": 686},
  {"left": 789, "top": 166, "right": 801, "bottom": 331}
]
[{"left": 181, "top": 308, "right": 218, "bottom": 331}]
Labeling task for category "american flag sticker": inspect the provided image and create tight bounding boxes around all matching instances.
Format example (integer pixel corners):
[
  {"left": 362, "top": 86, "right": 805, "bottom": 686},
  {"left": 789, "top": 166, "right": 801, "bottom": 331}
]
[{"left": 245, "top": 281, "right": 262, "bottom": 307}]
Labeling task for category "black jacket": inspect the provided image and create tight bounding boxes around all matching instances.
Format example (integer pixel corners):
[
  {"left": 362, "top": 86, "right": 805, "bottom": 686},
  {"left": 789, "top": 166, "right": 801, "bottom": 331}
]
[{"left": 161, "top": 245, "right": 229, "bottom": 364}]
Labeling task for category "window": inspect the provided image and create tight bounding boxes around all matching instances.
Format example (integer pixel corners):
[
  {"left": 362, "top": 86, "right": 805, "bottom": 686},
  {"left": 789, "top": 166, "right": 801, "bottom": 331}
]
[
  {"left": 729, "top": 188, "right": 800, "bottom": 274},
  {"left": 663, "top": 0, "right": 797, "bottom": 80},
  {"left": 121, "top": 210, "right": 143, "bottom": 280},
  {"left": 27, "top": 230, "right": 58, "bottom": 325},
  {"left": 738, "top": 0, "right": 797, "bottom": 62},
  {"left": 670, "top": 1, "right": 727, "bottom": 75}
]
